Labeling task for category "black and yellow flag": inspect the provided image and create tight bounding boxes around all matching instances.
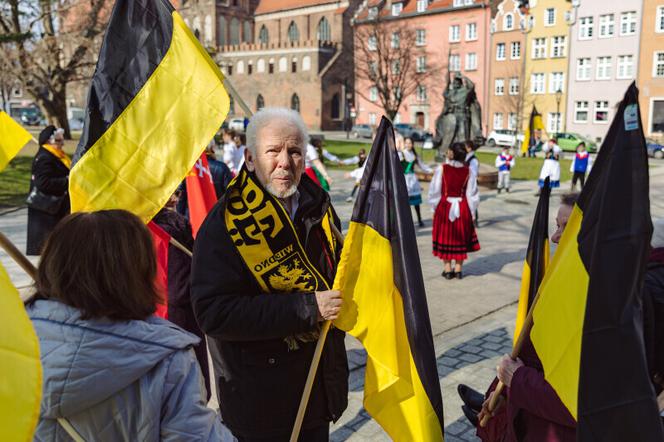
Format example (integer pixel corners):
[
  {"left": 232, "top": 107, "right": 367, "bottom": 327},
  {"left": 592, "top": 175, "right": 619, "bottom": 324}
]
[
  {"left": 333, "top": 117, "right": 444, "bottom": 440},
  {"left": 520, "top": 106, "right": 545, "bottom": 156},
  {"left": 530, "top": 83, "right": 663, "bottom": 440},
  {"left": 514, "top": 176, "right": 550, "bottom": 342},
  {"left": 70, "top": 0, "right": 229, "bottom": 222}
]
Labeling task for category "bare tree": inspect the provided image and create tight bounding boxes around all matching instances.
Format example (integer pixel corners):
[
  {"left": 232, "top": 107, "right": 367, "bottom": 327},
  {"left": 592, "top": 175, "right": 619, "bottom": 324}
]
[
  {"left": 0, "top": 0, "right": 109, "bottom": 138},
  {"left": 353, "top": 17, "right": 441, "bottom": 121}
]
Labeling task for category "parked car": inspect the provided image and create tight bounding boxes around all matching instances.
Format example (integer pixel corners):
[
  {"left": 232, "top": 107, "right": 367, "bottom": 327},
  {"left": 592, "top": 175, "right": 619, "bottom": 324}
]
[
  {"left": 20, "top": 108, "right": 42, "bottom": 126},
  {"left": 351, "top": 124, "right": 373, "bottom": 139},
  {"left": 422, "top": 135, "right": 434, "bottom": 150},
  {"left": 228, "top": 117, "right": 245, "bottom": 132},
  {"left": 647, "top": 138, "right": 664, "bottom": 159},
  {"left": 555, "top": 132, "right": 597, "bottom": 153},
  {"left": 394, "top": 123, "right": 429, "bottom": 141},
  {"left": 486, "top": 129, "right": 517, "bottom": 147},
  {"left": 68, "top": 118, "right": 84, "bottom": 131}
]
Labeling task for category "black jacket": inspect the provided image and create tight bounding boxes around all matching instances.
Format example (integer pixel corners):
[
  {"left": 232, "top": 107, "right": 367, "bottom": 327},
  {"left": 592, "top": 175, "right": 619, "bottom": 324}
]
[
  {"left": 191, "top": 175, "right": 348, "bottom": 439},
  {"left": 643, "top": 255, "right": 664, "bottom": 393},
  {"left": 152, "top": 208, "right": 211, "bottom": 399},
  {"left": 26, "top": 147, "right": 70, "bottom": 255}
]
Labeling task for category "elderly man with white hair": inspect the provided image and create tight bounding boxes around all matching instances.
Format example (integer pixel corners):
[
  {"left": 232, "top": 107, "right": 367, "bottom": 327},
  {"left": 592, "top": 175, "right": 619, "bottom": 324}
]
[{"left": 191, "top": 108, "right": 348, "bottom": 441}]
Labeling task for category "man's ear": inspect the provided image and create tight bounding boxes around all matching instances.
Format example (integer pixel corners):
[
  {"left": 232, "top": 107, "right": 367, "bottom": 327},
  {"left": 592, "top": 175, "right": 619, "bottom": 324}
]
[{"left": 244, "top": 148, "right": 255, "bottom": 172}]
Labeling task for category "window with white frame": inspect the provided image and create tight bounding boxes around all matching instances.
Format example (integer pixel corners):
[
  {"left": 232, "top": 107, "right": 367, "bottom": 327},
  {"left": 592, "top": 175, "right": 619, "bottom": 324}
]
[
  {"left": 495, "top": 78, "right": 505, "bottom": 95},
  {"left": 620, "top": 11, "right": 637, "bottom": 36},
  {"left": 574, "top": 101, "right": 589, "bottom": 123},
  {"left": 549, "top": 72, "right": 564, "bottom": 93},
  {"left": 547, "top": 113, "right": 561, "bottom": 133},
  {"left": 417, "top": 56, "right": 427, "bottom": 73},
  {"left": 466, "top": 23, "right": 477, "bottom": 40},
  {"left": 417, "top": 85, "right": 427, "bottom": 102},
  {"left": 594, "top": 101, "right": 609, "bottom": 123},
  {"left": 368, "top": 7, "right": 378, "bottom": 19},
  {"left": 496, "top": 43, "right": 506, "bottom": 60},
  {"left": 369, "top": 87, "right": 378, "bottom": 102},
  {"left": 392, "top": 2, "right": 403, "bottom": 16},
  {"left": 453, "top": 0, "right": 463, "bottom": 6},
  {"left": 654, "top": 52, "right": 664, "bottom": 77},
  {"left": 449, "top": 54, "right": 461, "bottom": 71},
  {"left": 531, "top": 73, "right": 545, "bottom": 94},
  {"left": 417, "top": 0, "right": 428, "bottom": 13},
  {"left": 651, "top": 100, "right": 664, "bottom": 133},
  {"left": 532, "top": 38, "right": 547, "bottom": 59},
  {"left": 509, "top": 77, "right": 519, "bottom": 95},
  {"left": 278, "top": 57, "right": 287, "bottom": 72},
  {"left": 657, "top": 6, "right": 664, "bottom": 32},
  {"left": 599, "top": 14, "right": 615, "bottom": 38},
  {"left": 416, "top": 29, "right": 426, "bottom": 46},
  {"left": 550, "top": 36, "right": 566, "bottom": 58},
  {"left": 391, "top": 32, "right": 400, "bottom": 48},
  {"left": 508, "top": 113, "right": 517, "bottom": 130},
  {"left": 466, "top": 53, "right": 477, "bottom": 70},
  {"left": 368, "top": 35, "right": 377, "bottom": 50},
  {"left": 450, "top": 25, "right": 460, "bottom": 42},
  {"left": 494, "top": 113, "right": 504, "bottom": 129},
  {"left": 579, "top": 16, "right": 593, "bottom": 39},
  {"left": 511, "top": 41, "right": 521, "bottom": 59},
  {"left": 504, "top": 13, "right": 514, "bottom": 30},
  {"left": 617, "top": 55, "right": 634, "bottom": 79},
  {"left": 545, "top": 8, "right": 556, "bottom": 26},
  {"left": 369, "top": 112, "right": 377, "bottom": 125},
  {"left": 577, "top": 57, "right": 592, "bottom": 80},
  {"left": 596, "top": 56, "right": 612, "bottom": 79}
]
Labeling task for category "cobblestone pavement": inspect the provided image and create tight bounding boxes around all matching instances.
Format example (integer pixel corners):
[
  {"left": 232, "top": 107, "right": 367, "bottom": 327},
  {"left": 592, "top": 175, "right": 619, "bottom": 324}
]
[{"left": 2, "top": 159, "right": 663, "bottom": 441}]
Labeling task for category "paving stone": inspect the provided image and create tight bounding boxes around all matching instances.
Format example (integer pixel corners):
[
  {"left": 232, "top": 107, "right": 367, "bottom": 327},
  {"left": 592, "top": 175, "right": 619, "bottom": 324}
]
[
  {"left": 459, "top": 353, "right": 483, "bottom": 364},
  {"left": 480, "top": 341, "right": 503, "bottom": 351},
  {"left": 445, "top": 348, "right": 462, "bottom": 358},
  {"left": 439, "top": 356, "right": 458, "bottom": 367},
  {"left": 484, "top": 334, "right": 505, "bottom": 344},
  {"left": 459, "top": 344, "right": 482, "bottom": 354}
]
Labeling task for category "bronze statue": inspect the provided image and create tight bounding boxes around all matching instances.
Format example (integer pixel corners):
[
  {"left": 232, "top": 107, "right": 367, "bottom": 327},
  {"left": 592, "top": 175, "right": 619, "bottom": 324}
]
[{"left": 433, "top": 72, "right": 485, "bottom": 159}]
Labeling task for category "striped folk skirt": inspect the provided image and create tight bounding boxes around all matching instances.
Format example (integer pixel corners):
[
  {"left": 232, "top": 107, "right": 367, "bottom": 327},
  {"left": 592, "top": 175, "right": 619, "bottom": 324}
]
[{"left": 432, "top": 197, "right": 480, "bottom": 261}]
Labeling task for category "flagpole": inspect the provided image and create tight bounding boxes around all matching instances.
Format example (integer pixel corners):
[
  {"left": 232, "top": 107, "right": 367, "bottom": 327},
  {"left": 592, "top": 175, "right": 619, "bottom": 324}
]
[
  {"left": 0, "top": 231, "right": 37, "bottom": 280},
  {"left": 223, "top": 77, "right": 253, "bottom": 118},
  {"left": 290, "top": 224, "right": 344, "bottom": 442},
  {"left": 479, "top": 288, "right": 543, "bottom": 427},
  {"left": 169, "top": 237, "right": 192, "bottom": 257}
]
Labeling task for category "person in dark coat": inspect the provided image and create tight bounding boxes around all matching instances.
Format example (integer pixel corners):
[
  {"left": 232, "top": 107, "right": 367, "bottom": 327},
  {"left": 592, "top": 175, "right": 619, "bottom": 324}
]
[
  {"left": 191, "top": 108, "right": 348, "bottom": 441},
  {"left": 26, "top": 126, "right": 70, "bottom": 255},
  {"left": 153, "top": 193, "right": 211, "bottom": 400}
]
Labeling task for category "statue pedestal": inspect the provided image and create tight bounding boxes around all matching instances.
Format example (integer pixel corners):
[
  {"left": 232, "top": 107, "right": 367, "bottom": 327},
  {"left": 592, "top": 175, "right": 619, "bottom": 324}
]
[{"left": 478, "top": 163, "right": 498, "bottom": 190}]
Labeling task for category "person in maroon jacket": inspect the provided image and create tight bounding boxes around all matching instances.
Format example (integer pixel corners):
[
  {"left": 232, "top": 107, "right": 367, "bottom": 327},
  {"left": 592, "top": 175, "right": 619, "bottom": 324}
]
[{"left": 470, "top": 193, "right": 580, "bottom": 442}]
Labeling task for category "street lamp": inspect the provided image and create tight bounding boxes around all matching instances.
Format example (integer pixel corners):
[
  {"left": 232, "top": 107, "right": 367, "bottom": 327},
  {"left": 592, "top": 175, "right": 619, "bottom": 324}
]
[{"left": 555, "top": 88, "right": 562, "bottom": 137}]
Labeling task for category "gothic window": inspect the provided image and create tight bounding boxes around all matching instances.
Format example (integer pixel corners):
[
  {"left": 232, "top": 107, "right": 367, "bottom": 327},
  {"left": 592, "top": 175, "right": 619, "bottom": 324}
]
[
  {"left": 288, "top": 21, "right": 299, "bottom": 42},
  {"left": 259, "top": 25, "right": 269, "bottom": 44},
  {"left": 256, "top": 94, "right": 265, "bottom": 111},
  {"left": 291, "top": 94, "right": 300, "bottom": 112},
  {"left": 218, "top": 16, "right": 226, "bottom": 46},
  {"left": 230, "top": 18, "right": 240, "bottom": 45},
  {"left": 317, "top": 17, "right": 331, "bottom": 41}
]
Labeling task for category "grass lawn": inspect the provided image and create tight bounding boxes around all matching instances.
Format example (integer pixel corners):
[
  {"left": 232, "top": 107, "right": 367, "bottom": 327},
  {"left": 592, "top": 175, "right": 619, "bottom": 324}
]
[
  {"left": 0, "top": 157, "right": 32, "bottom": 208},
  {"left": 324, "top": 139, "right": 573, "bottom": 182}
]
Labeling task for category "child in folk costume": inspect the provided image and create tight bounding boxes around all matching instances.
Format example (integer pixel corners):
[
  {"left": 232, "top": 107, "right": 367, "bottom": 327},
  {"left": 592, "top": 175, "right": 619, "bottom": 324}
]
[
  {"left": 464, "top": 140, "right": 480, "bottom": 224},
  {"left": 429, "top": 142, "right": 481, "bottom": 280},
  {"left": 400, "top": 137, "right": 432, "bottom": 227},
  {"left": 495, "top": 146, "right": 515, "bottom": 194},
  {"left": 304, "top": 142, "right": 332, "bottom": 191},
  {"left": 345, "top": 149, "right": 368, "bottom": 202},
  {"left": 537, "top": 138, "right": 562, "bottom": 194},
  {"left": 570, "top": 142, "right": 592, "bottom": 190}
]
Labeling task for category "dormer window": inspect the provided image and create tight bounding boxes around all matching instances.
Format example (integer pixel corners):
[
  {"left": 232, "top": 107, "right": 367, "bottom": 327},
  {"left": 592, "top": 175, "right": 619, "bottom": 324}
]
[
  {"left": 368, "top": 6, "right": 378, "bottom": 19},
  {"left": 392, "top": 2, "right": 403, "bottom": 16}
]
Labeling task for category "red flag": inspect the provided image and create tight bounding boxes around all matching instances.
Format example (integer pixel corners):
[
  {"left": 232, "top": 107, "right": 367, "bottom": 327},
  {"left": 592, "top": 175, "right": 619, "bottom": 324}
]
[
  {"left": 147, "top": 221, "right": 170, "bottom": 319},
  {"left": 186, "top": 153, "right": 218, "bottom": 237}
]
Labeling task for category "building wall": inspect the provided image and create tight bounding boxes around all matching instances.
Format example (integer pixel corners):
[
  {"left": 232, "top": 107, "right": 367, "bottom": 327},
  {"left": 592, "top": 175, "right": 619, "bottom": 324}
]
[
  {"left": 354, "top": 0, "right": 492, "bottom": 133},
  {"left": 522, "top": 0, "right": 572, "bottom": 136},
  {"left": 566, "top": 0, "right": 642, "bottom": 143},
  {"left": 638, "top": 0, "right": 664, "bottom": 138},
  {"left": 487, "top": 0, "right": 526, "bottom": 134}
]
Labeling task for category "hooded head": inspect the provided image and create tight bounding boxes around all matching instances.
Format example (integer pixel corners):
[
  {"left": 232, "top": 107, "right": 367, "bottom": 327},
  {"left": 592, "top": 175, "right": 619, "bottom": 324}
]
[{"left": 38, "top": 125, "right": 57, "bottom": 147}]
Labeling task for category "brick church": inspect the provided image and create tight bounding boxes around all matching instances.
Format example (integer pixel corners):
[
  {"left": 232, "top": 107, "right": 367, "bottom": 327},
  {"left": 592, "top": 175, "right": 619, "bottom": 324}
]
[{"left": 179, "top": 0, "right": 362, "bottom": 130}]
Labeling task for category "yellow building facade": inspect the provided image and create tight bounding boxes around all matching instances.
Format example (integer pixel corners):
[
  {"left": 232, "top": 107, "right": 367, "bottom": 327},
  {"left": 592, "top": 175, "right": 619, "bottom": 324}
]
[{"left": 522, "top": 0, "right": 573, "bottom": 136}]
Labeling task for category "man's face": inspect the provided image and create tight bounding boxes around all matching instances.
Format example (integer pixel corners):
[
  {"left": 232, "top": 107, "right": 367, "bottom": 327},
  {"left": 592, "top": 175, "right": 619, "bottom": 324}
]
[
  {"left": 53, "top": 133, "right": 64, "bottom": 149},
  {"left": 552, "top": 203, "right": 573, "bottom": 244},
  {"left": 245, "top": 119, "right": 304, "bottom": 199}
]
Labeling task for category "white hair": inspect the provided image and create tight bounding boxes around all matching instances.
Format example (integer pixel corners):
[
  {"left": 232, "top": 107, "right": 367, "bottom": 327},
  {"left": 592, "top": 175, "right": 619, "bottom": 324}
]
[
  {"left": 246, "top": 107, "right": 309, "bottom": 154},
  {"left": 653, "top": 218, "right": 664, "bottom": 249}
]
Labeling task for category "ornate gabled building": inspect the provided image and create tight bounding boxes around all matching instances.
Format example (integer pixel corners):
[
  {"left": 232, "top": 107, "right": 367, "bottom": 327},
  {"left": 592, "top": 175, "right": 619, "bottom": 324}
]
[{"left": 180, "top": 0, "right": 362, "bottom": 130}]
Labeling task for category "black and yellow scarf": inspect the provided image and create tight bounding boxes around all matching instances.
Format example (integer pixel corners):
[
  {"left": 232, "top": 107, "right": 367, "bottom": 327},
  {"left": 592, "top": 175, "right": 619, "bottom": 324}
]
[
  {"left": 42, "top": 144, "right": 71, "bottom": 169},
  {"left": 224, "top": 167, "right": 337, "bottom": 348}
]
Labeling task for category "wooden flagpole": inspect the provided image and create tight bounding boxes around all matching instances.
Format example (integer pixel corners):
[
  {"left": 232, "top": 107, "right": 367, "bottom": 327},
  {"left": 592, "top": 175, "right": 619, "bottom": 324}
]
[
  {"left": 0, "top": 231, "right": 37, "bottom": 280},
  {"left": 289, "top": 224, "right": 344, "bottom": 442},
  {"left": 168, "top": 237, "right": 192, "bottom": 257},
  {"left": 479, "top": 287, "right": 544, "bottom": 427}
]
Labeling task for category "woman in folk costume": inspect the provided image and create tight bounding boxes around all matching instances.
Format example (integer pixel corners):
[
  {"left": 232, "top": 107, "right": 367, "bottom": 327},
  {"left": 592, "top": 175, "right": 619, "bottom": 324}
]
[
  {"left": 26, "top": 125, "right": 71, "bottom": 255},
  {"left": 429, "top": 142, "right": 481, "bottom": 279},
  {"left": 399, "top": 137, "right": 432, "bottom": 227},
  {"left": 464, "top": 140, "right": 480, "bottom": 225},
  {"left": 537, "top": 138, "right": 562, "bottom": 194}
]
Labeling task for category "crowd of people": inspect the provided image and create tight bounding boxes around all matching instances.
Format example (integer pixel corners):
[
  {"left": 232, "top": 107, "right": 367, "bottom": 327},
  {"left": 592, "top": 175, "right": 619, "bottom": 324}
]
[{"left": 17, "top": 110, "right": 664, "bottom": 441}]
